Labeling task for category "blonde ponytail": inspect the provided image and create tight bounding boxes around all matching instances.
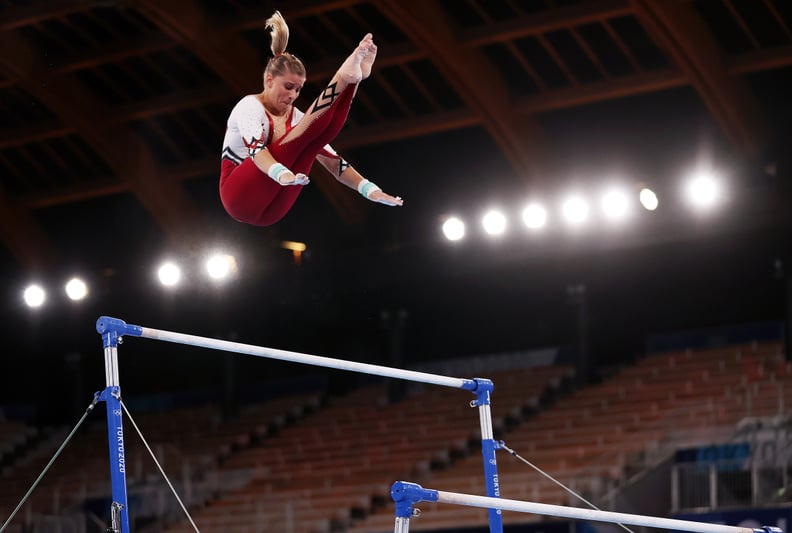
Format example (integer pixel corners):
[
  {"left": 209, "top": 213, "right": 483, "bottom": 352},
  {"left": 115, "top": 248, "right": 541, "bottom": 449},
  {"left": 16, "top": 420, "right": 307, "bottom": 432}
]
[
  {"left": 262, "top": 11, "right": 305, "bottom": 84},
  {"left": 265, "top": 10, "right": 289, "bottom": 57}
]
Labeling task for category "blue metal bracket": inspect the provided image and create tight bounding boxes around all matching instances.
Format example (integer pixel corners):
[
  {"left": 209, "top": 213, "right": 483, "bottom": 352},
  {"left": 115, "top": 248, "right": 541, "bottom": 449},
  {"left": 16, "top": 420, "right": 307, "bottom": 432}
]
[
  {"left": 470, "top": 377, "right": 494, "bottom": 405},
  {"left": 96, "top": 316, "right": 142, "bottom": 348},
  {"left": 391, "top": 481, "right": 438, "bottom": 518}
]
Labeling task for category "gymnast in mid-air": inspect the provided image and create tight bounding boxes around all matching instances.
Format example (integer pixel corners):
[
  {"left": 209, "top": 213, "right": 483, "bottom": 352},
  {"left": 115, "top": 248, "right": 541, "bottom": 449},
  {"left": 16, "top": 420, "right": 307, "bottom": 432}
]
[{"left": 220, "top": 11, "right": 403, "bottom": 227}]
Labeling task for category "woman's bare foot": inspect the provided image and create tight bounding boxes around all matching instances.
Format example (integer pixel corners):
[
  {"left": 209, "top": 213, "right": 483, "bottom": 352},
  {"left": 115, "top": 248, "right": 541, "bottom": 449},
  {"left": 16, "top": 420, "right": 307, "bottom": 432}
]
[
  {"left": 359, "top": 33, "right": 377, "bottom": 80},
  {"left": 337, "top": 33, "right": 377, "bottom": 85}
]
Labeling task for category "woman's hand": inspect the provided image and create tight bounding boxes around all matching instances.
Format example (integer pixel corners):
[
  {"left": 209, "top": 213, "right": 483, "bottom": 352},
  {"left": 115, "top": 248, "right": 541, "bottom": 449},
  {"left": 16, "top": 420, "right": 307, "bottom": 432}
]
[
  {"left": 278, "top": 171, "right": 310, "bottom": 186},
  {"left": 369, "top": 189, "right": 403, "bottom": 206}
]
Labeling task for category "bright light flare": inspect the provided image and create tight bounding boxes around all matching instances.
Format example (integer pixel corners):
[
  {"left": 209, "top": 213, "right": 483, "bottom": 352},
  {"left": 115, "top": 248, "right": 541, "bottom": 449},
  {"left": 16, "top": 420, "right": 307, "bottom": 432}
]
[
  {"left": 442, "top": 217, "right": 465, "bottom": 241},
  {"left": 206, "top": 254, "right": 237, "bottom": 280},
  {"left": 157, "top": 261, "right": 181, "bottom": 287},
  {"left": 522, "top": 204, "right": 547, "bottom": 229},
  {"left": 601, "top": 189, "right": 630, "bottom": 220},
  {"left": 482, "top": 210, "right": 507, "bottom": 235},
  {"left": 561, "top": 196, "right": 589, "bottom": 225},
  {"left": 686, "top": 172, "right": 721, "bottom": 209},
  {"left": 639, "top": 188, "right": 659, "bottom": 211},
  {"left": 24, "top": 284, "right": 46, "bottom": 308},
  {"left": 65, "top": 278, "right": 88, "bottom": 301}
]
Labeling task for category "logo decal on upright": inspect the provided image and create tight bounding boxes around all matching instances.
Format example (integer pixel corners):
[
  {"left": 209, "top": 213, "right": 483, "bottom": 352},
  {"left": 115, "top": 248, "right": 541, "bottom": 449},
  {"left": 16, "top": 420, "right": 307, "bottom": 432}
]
[{"left": 116, "top": 426, "right": 126, "bottom": 473}]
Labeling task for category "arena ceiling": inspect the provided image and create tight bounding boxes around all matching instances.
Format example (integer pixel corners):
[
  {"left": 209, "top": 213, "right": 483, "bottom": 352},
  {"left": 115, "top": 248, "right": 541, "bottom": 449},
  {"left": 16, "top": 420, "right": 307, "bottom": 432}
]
[
  {"left": 2, "top": 0, "right": 792, "bottom": 413},
  {"left": 0, "top": 0, "right": 791, "bottom": 275}
]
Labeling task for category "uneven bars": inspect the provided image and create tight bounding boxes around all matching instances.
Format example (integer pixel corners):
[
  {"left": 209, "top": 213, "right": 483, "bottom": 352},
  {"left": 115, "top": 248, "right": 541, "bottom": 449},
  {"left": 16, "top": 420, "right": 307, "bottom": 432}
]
[
  {"left": 96, "top": 316, "right": 476, "bottom": 390},
  {"left": 390, "top": 482, "right": 780, "bottom": 533}
]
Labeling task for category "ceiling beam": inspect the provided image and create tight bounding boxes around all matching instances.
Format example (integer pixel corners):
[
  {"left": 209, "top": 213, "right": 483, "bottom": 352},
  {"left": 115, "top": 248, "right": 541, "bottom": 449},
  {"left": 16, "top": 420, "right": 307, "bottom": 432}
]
[
  {"left": 0, "top": 84, "right": 232, "bottom": 149},
  {"left": 462, "top": 0, "right": 633, "bottom": 47},
  {"left": 133, "top": 0, "right": 365, "bottom": 224},
  {"left": 0, "top": 183, "right": 57, "bottom": 271},
  {"left": 227, "top": 0, "right": 368, "bottom": 32},
  {"left": 518, "top": 67, "right": 686, "bottom": 114},
  {"left": 56, "top": 32, "right": 176, "bottom": 74},
  {"left": 338, "top": 109, "right": 478, "bottom": 149},
  {"left": 0, "top": 30, "right": 204, "bottom": 250},
  {"left": 21, "top": 156, "right": 219, "bottom": 209},
  {"left": 0, "top": 0, "right": 88, "bottom": 30},
  {"left": 630, "top": 0, "right": 770, "bottom": 164},
  {"left": 377, "top": 0, "right": 550, "bottom": 188},
  {"left": 5, "top": 37, "right": 792, "bottom": 151},
  {"left": 133, "top": 0, "right": 262, "bottom": 96}
]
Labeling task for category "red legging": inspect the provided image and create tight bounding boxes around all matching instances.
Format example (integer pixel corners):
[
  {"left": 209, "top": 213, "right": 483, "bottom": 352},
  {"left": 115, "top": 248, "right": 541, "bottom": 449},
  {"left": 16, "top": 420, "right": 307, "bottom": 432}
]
[{"left": 220, "top": 84, "right": 355, "bottom": 226}]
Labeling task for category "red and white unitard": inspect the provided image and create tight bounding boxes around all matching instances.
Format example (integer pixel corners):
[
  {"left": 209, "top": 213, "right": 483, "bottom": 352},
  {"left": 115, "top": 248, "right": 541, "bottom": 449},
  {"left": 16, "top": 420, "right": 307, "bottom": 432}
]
[{"left": 220, "top": 84, "right": 354, "bottom": 226}]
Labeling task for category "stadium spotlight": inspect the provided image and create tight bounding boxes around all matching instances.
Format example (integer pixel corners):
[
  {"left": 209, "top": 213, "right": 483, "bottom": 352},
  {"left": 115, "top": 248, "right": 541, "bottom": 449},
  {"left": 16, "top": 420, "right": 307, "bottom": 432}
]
[
  {"left": 23, "top": 284, "right": 46, "bottom": 308},
  {"left": 482, "top": 209, "right": 507, "bottom": 236},
  {"left": 442, "top": 216, "right": 465, "bottom": 241},
  {"left": 639, "top": 188, "right": 659, "bottom": 211},
  {"left": 686, "top": 171, "right": 721, "bottom": 209},
  {"left": 64, "top": 277, "right": 88, "bottom": 301},
  {"left": 601, "top": 189, "right": 630, "bottom": 220},
  {"left": 522, "top": 203, "right": 547, "bottom": 229},
  {"left": 561, "top": 196, "right": 589, "bottom": 225},
  {"left": 157, "top": 261, "right": 181, "bottom": 287},
  {"left": 205, "top": 254, "right": 237, "bottom": 280}
]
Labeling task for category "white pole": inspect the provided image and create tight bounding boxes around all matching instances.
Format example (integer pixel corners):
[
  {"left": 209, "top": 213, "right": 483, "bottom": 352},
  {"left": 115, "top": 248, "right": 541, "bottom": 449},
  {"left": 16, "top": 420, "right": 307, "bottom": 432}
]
[
  {"left": 435, "top": 490, "right": 757, "bottom": 533},
  {"left": 138, "top": 326, "right": 473, "bottom": 390},
  {"left": 394, "top": 516, "right": 411, "bottom": 533}
]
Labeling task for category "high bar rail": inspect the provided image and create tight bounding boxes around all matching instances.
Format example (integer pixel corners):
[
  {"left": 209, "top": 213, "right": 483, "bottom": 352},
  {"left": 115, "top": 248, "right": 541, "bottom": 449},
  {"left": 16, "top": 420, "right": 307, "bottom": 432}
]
[
  {"left": 390, "top": 482, "right": 783, "bottom": 533},
  {"left": 96, "top": 316, "right": 477, "bottom": 390}
]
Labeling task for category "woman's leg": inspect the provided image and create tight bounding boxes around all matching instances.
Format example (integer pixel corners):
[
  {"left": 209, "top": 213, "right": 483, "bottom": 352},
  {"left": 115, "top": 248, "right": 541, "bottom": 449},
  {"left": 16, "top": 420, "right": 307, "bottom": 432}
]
[
  {"left": 219, "top": 158, "right": 293, "bottom": 226},
  {"left": 271, "top": 83, "right": 357, "bottom": 175},
  {"left": 282, "top": 33, "right": 375, "bottom": 145},
  {"left": 250, "top": 186, "right": 303, "bottom": 226},
  {"left": 254, "top": 33, "right": 376, "bottom": 174}
]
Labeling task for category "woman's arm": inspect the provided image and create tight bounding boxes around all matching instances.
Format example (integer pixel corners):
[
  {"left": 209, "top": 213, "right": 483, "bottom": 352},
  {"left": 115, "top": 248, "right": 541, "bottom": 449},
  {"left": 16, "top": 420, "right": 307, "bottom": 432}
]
[
  {"left": 316, "top": 150, "right": 403, "bottom": 206},
  {"left": 252, "top": 148, "right": 310, "bottom": 186}
]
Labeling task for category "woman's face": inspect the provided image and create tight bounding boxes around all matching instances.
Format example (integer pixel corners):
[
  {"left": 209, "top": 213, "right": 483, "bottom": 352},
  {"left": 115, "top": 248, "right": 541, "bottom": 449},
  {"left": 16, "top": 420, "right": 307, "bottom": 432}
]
[{"left": 266, "top": 71, "right": 305, "bottom": 114}]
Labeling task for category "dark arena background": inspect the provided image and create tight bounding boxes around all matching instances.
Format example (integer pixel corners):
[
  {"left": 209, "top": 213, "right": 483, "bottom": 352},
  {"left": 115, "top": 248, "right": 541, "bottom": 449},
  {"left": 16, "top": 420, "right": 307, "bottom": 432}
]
[{"left": 1, "top": 1, "right": 792, "bottom": 532}]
